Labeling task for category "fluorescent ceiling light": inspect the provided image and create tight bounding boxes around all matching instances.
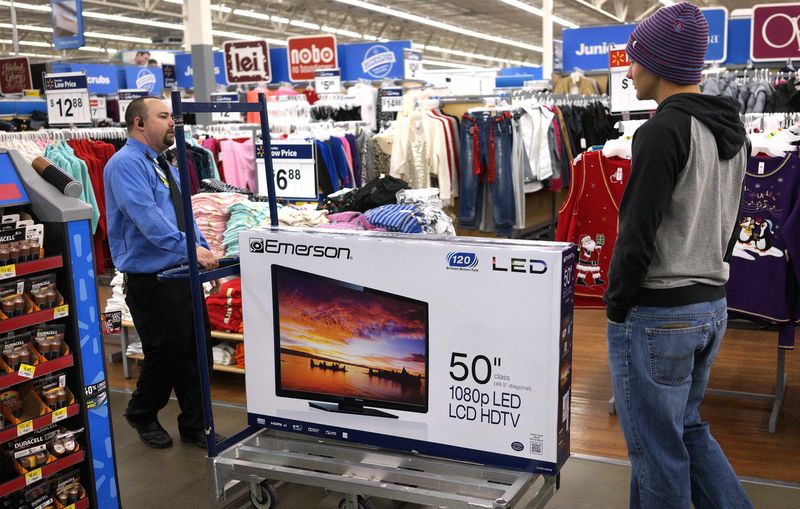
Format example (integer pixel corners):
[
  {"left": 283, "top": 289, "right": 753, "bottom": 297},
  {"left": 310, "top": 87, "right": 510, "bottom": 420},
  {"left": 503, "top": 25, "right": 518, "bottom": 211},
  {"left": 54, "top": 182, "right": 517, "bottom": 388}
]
[
  {"left": 321, "top": 26, "right": 364, "bottom": 39},
  {"left": 0, "top": 39, "right": 51, "bottom": 48},
  {"left": 420, "top": 59, "right": 494, "bottom": 71},
  {"left": 415, "top": 43, "right": 536, "bottom": 67},
  {"left": 0, "top": 22, "right": 50, "bottom": 33},
  {"left": 82, "top": 11, "right": 183, "bottom": 31},
  {"left": 659, "top": 0, "right": 675, "bottom": 5},
  {"left": 211, "top": 30, "right": 287, "bottom": 46},
  {"left": 16, "top": 52, "right": 56, "bottom": 59},
  {"left": 289, "top": 20, "right": 321, "bottom": 30},
  {"left": 0, "top": 1, "right": 50, "bottom": 12},
  {"left": 569, "top": 0, "right": 624, "bottom": 23},
  {"left": 85, "top": 31, "right": 152, "bottom": 44},
  {"left": 333, "top": 0, "right": 542, "bottom": 53},
  {"left": 498, "top": 0, "right": 579, "bottom": 29}
]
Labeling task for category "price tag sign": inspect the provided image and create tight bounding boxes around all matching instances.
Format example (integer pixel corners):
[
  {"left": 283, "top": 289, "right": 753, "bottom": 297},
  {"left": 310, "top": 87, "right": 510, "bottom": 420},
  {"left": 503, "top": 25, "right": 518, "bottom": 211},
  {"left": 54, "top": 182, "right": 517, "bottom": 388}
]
[
  {"left": 44, "top": 72, "right": 91, "bottom": 126},
  {"left": 404, "top": 49, "right": 423, "bottom": 80},
  {"left": 90, "top": 95, "right": 107, "bottom": 121},
  {"left": 54, "top": 304, "right": 69, "bottom": 319},
  {"left": 608, "top": 47, "right": 657, "bottom": 114},
  {"left": 101, "top": 310, "right": 122, "bottom": 335},
  {"left": 380, "top": 87, "right": 403, "bottom": 113},
  {"left": 315, "top": 68, "right": 341, "bottom": 94},
  {"left": 210, "top": 92, "right": 243, "bottom": 123},
  {"left": 0, "top": 264, "right": 15, "bottom": 279},
  {"left": 52, "top": 407, "right": 68, "bottom": 422},
  {"left": 16, "top": 420, "right": 33, "bottom": 436},
  {"left": 18, "top": 363, "right": 35, "bottom": 379},
  {"left": 118, "top": 89, "right": 148, "bottom": 126},
  {"left": 255, "top": 141, "right": 318, "bottom": 200},
  {"left": 25, "top": 468, "right": 42, "bottom": 485}
]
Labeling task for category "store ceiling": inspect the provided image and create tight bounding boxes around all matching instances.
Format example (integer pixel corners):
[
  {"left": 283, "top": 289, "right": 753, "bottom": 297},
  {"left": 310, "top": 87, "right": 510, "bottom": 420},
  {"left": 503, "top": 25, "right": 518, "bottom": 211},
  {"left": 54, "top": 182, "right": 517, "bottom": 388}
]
[{"left": 0, "top": 0, "right": 764, "bottom": 68}]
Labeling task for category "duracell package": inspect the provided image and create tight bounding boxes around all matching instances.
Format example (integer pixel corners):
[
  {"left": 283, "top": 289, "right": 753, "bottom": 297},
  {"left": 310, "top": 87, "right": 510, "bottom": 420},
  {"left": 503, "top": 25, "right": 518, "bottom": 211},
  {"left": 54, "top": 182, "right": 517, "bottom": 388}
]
[
  {"left": 4, "top": 423, "right": 60, "bottom": 476},
  {"left": 34, "top": 373, "right": 73, "bottom": 412},
  {"left": 0, "top": 281, "right": 29, "bottom": 321},
  {"left": 0, "top": 383, "right": 48, "bottom": 427},
  {"left": 53, "top": 468, "right": 84, "bottom": 508},
  {"left": 27, "top": 275, "right": 61, "bottom": 312},
  {"left": 32, "top": 325, "right": 67, "bottom": 361},
  {"left": 6, "top": 479, "right": 54, "bottom": 509},
  {"left": 0, "top": 333, "right": 40, "bottom": 373},
  {"left": 47, "top": 429, "right": 82, "bottom": 461}
]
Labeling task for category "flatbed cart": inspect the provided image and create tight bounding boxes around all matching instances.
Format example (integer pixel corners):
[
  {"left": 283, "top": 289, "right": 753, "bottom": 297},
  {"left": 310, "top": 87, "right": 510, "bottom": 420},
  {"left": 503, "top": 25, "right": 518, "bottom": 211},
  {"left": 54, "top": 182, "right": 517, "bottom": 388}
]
[{"left": 163, "top": 90, "right": 560, "bottom": 509}]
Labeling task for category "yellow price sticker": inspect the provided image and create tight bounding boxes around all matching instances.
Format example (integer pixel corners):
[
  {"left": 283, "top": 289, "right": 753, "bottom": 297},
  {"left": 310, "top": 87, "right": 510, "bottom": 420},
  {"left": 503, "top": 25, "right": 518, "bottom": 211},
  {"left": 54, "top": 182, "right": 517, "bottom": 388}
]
[
  {"left": 18, "top": 363, "right": 35, "bottom": 379},
  {"left": 25, "top": 467, "right": 42, "bottom": 485},
  {"left": 52, "top": 407, "right": 68, "bottom": 422},
  {"left": 0, "top": 264, "right": 15, "bottom": 279},
  {"left": 16, "top": 420, "right": 33, "bottom": 436},
  {"left": 65, "top": 505, "right": 76, "bottom": 509},
  {"left": 54, "top": 304, "right": 69, "bottom": 319}
]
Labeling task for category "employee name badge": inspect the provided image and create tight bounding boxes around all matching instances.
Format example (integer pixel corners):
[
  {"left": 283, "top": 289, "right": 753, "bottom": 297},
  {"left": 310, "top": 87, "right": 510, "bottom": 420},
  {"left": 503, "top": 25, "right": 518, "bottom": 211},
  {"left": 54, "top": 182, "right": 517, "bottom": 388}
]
[
  {"left": 44, "top": 72, "right": 91, "bottom": 126},
  {"left": 211, "top": 92, "right": 243, "bottom": 123},
  {"left": 380, "top": 87, "right": 403, "bottom": 113},
  {"left": 118, "top": 89, "right": 148, "bottom": 125},
  {"left": 255, "top": 141, "right": 318, "bottom": 201},
  {"left": 315, "top": 68, "right": 341, "bottom": 94}
]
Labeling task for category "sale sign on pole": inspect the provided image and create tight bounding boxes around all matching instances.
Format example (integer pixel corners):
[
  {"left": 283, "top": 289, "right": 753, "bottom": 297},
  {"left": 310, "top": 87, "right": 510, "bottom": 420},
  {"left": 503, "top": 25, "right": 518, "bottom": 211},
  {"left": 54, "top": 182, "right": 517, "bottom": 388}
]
[
  {"left": 224, "top": 39, "right": 272, "bottom": 84},
  {"left": 287, "top": 35, "right": 338, "bottom": 82},
  {"left": 608, "top": 47, "right": 657, "bottom": 114}
]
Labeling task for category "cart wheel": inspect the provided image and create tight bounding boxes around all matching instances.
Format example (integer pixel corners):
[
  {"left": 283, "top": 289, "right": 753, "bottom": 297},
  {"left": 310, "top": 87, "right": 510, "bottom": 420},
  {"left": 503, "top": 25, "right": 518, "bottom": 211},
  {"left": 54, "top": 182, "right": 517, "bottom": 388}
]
[
  {"left": 338, "top": 495, "right": 371, "bottom": 509},
  {"left": 250, "top": 480, "right": 276, "bottom": 509}
]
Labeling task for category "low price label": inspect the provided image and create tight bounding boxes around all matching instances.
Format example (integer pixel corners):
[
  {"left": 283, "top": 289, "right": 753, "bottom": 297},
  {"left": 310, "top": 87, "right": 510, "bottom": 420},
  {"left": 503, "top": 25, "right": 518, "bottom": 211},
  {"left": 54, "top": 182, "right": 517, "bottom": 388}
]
[
  {"left": 25, "top": 468, "right": 42, "bottom": 485},
  {"left": 380, "top": 87, "right": 403, "bottom": 113},
  {"left": 315, "top": 68, "right": 341, "bottom": 94},
  {"left": 52, "top": 407, "right": 68, "bottom": 422},
  {"left": 255, "top": 142, "right": 318, "bottom": 200},
  {"left": 210, "top": 92, "right": 243, "bottom": 123},
  {"left": 0, "top": 264, "right": 15, "bottom": 279},
  {"left": 118, "top": 89, "right": 149, "bottom": 125},
  {"left": 44, "top": 72, "right": 91, "bottom": 126},
  {"left": 18, "top": 363, "right": 35, "bottom": 379},
  {"left": 16, "top": 420, "right": 33, "bottom": 436},
  {"left": 54, "top": 304, "right": 69, "bottom": 319},
  {"left": 608, "top": 47, "right": 657, "bottom": 114}
]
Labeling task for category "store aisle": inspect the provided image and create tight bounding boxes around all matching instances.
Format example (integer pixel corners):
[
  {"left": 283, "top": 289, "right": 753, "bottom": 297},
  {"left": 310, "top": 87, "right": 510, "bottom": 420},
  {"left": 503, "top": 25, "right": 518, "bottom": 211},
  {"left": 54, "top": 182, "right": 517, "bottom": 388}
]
[{"left": 109, "top": 390, "right": 799, "bottom": 509}]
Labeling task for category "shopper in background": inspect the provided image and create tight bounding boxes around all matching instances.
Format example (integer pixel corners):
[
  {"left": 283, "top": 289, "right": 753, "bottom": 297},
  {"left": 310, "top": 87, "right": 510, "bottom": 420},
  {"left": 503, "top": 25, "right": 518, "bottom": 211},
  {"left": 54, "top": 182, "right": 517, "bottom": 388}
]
[
  {"left": 104, "top": 96, "right": 219, "bottom": 449},
  {"left": 604, "top": 3, "right": 754, "bottom": 508},
  {"left": 134, "top": 50, "right": 151, "bottom": 66}
]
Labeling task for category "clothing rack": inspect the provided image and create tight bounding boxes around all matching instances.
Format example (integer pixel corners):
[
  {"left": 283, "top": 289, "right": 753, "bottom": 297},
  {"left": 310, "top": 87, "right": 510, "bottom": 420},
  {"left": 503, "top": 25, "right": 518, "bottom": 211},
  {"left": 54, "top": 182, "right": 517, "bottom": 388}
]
[{"left": 0, "top": 127, "right": 127, "bottom": 142}]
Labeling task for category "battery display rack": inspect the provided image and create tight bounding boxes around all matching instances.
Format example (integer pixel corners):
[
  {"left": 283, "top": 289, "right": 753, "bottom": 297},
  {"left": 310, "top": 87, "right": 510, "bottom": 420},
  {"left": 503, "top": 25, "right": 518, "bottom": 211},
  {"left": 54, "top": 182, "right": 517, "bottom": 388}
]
[{"left": 0, "top": 149, "right": 119, "bottom": 508}]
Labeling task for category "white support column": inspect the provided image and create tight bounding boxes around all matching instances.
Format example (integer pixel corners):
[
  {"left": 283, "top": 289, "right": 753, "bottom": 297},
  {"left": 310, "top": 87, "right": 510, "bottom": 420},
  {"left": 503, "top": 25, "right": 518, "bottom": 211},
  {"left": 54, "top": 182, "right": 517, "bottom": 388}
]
[
  {"left": 10, "top": 0, "right": 19, "bottom": 55},
  {"left": 542, "top": 0, "right": 554, "bottom": 80},
  {"left": 184, "top": 0, "right": 215, "bottom": 123}
]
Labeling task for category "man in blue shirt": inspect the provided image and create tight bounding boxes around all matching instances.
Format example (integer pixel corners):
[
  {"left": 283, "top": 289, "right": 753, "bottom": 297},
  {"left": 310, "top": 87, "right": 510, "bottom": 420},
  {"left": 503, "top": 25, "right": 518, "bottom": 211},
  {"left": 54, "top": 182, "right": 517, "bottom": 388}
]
[{"left": 105, "top": 96, "right": 218, "bottom": 449}]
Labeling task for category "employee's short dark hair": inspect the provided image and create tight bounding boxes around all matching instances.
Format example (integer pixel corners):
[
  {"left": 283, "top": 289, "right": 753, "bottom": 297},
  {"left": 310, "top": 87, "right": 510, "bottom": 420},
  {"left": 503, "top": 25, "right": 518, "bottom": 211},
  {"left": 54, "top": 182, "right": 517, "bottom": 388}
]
[
  {"left": 136, "top": 50, "right": 151, "bottom": 57},
  {"left": 125, "top": 96, "right": 162, "bottom": 131}
]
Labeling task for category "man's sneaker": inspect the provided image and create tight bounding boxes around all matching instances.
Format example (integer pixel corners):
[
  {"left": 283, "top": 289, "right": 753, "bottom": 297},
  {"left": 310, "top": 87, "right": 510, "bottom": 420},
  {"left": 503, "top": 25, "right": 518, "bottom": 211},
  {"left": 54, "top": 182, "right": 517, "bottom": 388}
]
[{"left": 126, "top": 417, "right": 173, "bottom": 449}]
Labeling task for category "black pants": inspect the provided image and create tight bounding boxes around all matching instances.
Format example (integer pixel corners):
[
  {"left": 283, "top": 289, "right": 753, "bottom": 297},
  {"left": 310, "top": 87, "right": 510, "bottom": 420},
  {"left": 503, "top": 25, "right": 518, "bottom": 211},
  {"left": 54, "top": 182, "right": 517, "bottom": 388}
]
[{"left": 124, "top": 273, "right": 212, "bottom": 434}]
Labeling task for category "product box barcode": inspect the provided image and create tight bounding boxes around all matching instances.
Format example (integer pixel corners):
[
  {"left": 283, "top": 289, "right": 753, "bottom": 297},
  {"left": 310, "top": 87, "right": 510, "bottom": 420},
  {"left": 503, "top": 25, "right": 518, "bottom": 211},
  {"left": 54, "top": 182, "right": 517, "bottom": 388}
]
[{"left": 530, "top": 440, "right": 543, "bottom": 455}]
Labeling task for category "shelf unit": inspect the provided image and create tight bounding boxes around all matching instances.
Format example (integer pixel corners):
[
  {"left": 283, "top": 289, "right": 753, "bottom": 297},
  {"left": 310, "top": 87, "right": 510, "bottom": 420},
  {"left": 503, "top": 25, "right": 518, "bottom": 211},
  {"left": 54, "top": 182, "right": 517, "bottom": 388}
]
[
  {"left": 0, "top": 450, "right": 85, "bottom": 498},
  {"left": 0, "top": 354, "right": 74, "bottom": 391},
  {"left": 118, "top": 320, "right": 244, "bottom": 378},
  {"left": 0, "top": 403, "right": 80, "bottom": 445},
  {"left": 0, "top": 255, "right": 63, "bottom": 281},
  {"left": 0, "top": 303, "right": 69, "bottom": 335}
]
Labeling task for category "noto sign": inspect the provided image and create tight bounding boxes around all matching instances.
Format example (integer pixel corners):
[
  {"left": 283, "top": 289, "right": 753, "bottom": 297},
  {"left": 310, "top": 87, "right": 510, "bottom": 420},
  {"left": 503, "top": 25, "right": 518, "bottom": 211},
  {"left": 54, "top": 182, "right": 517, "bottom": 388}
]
[
  {"left": 287, "top": 35, "right": 338, "bottom": 82},
  {"left": 751, "top": 3, "right": 800, "bottom": 62},
  {"left": 224, "top": 39, "right": 272, "bottom": 84}
]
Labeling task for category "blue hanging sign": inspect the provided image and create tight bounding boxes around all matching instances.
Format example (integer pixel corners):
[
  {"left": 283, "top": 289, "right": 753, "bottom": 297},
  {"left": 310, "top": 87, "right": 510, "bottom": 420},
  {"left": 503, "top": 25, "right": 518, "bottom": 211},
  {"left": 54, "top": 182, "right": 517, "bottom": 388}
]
[
  {"left": 51, "top": 0, "right": 85, "bottom": 50},
  {"left": 725, "top": 18, "right": 750, "bottom": 65},
  {"left": 119, "top": 66, "right": 163, "bottom": 95},
  {"left": 50, "top": 63, "right": 120, "bottom": 95},
  {"left": 174, "top": 52, "right": 228, "bottom": 89},
  {"left": 703, "top": 7, "right": 728, "bottom": 63},
  {"left": 338, "top": 41, "right": 411, "bottom": 81}
]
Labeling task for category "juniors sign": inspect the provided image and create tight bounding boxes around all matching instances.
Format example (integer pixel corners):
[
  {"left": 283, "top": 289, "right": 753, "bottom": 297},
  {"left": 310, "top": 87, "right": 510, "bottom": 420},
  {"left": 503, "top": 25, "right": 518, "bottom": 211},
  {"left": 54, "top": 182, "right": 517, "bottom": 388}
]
[
  {"left": 241, "top": 229, "right": 575, "bottom": 473},
  {"left": 751, "top": 3, "right": 800, "bottom": 62},
  {"left": 0, "top": 57, "right": 32, "bottom": 95},
  {"left": 287, "top": 35, "right": 338, "bottom": 82}
]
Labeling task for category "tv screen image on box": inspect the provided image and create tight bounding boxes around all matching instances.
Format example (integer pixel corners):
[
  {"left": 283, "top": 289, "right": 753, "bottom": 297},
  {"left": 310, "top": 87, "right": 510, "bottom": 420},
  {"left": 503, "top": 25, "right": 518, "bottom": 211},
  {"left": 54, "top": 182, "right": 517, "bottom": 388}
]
[{"left": 272, "top": 265, "right": 428, "bottom": 418}]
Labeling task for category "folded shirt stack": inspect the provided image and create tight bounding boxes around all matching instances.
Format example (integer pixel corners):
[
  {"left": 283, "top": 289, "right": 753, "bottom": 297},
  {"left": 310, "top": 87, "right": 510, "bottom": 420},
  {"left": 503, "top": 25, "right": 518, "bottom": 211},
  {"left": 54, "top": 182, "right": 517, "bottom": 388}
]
[
  {"left": 206, "top": 278, "right": 243, "bottom": 333},
  {"left": 192, "top": 192, "right": 250, "bottom": 257},
  {"left": 278, "top": 204, "right": 329, "bottom": 227},
  {"left": 223, "top": 202, "right": 277, "bottom": 256},
  {"left": 212, "top": 341, "right": 237, "bottom": 366}
]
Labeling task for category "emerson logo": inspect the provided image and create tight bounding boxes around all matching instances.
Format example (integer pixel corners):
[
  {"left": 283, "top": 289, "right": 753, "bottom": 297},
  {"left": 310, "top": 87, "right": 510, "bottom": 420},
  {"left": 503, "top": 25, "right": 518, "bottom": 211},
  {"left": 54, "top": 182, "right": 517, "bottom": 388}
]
[
  {"left": 249, "top": 238, "right": 352, "bottom": 260},
  {"left": 446, "top": 252, "right": 478, "bottom": 272}
]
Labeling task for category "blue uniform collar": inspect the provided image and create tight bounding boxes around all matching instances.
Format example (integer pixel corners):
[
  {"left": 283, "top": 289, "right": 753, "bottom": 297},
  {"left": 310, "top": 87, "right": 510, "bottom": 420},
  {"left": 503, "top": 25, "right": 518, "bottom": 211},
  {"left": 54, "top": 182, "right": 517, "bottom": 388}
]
[{"left": 126, "top": 137, "right": 161, "bottom": 161}]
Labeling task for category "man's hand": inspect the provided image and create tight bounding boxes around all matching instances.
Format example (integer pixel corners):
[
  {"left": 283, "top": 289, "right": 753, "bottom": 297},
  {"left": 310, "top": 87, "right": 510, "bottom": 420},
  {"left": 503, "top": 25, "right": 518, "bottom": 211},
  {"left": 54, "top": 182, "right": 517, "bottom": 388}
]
[
  {"left": 197, "top": 247, "right": 219, "bottom": 270},
  {"left": 210, "top": 279, "right": 221, "bottom": 294}
]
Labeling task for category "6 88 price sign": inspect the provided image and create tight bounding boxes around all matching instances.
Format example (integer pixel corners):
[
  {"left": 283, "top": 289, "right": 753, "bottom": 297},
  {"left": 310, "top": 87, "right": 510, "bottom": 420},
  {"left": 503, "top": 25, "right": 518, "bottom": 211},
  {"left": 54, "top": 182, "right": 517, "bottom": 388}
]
[
  {"left": 44, "top": 71, "right": 91, "bottom": 125},
  {"left": 255, "top": 141, "right": 318, "bottom": 201}
]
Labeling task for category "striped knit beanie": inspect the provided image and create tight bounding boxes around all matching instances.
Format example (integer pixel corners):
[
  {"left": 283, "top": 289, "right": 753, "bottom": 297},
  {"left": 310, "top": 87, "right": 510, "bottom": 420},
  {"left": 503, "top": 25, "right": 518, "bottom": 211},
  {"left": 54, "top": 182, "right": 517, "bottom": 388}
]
[{"left": 626, "top": 2, "right": 708, "bottom": 85}]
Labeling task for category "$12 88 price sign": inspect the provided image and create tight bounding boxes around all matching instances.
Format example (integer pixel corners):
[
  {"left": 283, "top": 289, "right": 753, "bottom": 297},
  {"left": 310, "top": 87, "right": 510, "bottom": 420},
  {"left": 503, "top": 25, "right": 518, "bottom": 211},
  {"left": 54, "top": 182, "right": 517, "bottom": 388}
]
[{"left": 44, "top": 72, "right": 91, "bottom": 125}]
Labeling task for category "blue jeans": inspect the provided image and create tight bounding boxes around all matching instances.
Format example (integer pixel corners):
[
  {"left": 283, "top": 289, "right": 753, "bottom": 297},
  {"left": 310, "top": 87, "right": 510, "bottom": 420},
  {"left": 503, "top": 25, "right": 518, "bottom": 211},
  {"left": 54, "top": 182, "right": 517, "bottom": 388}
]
[
  {"left": 607, "top": 298, "right": 754, "bottom": 509},
  {"left": 459, "top": 113, "right": 515, "bottom": 234}
]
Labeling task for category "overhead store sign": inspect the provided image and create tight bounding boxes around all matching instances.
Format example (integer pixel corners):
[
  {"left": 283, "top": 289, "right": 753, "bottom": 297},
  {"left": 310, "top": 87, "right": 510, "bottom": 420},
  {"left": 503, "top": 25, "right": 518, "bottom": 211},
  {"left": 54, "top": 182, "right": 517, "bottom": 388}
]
[
  {"left": 175, "top": 51, "right": 227, "bottom": 88},
  {"left": 751, "top": 3, "right": 800, "bottom": 62},
  {"left": 287, "top": 35, "right": 338, "bottom": 82},
  {"left": 0, "top": 57, "right": 32, "bottom": 95},
  {"left": 51, "top": 0, "right": 85, "bottom": 50},
  {"left": 563, "top": 8, "right": 728, "bottom": 71},
  {"left": 50, "top": 63, "right": 120, "bottom": 95},
  {"left": 162, "top": 64, "right": 176, "bottom": 89},
  {"left": 119, "top": 66, "right": 163, "bottom": 95},
  {"left": 338, "top": 40, "right": 411, "bottom": 81},
  {"left": 224, "top": 39, "right": 272, "bottom": 84}
]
